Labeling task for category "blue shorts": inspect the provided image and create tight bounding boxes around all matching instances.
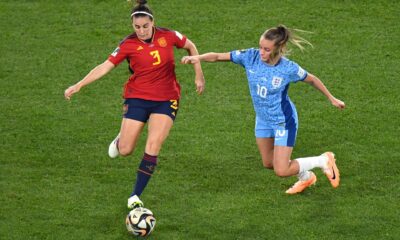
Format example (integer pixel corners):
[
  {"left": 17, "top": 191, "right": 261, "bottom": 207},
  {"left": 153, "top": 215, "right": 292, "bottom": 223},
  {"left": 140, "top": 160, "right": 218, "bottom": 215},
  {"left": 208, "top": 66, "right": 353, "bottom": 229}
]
[
  {"left": 255, "top": 119, "right": 298, "bottom": 147},
  {"left": 123, "top": 98, "right": 179, "bottom": 123}
]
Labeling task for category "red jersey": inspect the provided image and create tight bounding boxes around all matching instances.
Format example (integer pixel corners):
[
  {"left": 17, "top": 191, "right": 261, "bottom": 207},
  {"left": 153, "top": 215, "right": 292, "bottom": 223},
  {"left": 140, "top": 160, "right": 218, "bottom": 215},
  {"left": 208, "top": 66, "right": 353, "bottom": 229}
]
[{"left": 108, "top": 27, "right": 187, "bottom": 101}]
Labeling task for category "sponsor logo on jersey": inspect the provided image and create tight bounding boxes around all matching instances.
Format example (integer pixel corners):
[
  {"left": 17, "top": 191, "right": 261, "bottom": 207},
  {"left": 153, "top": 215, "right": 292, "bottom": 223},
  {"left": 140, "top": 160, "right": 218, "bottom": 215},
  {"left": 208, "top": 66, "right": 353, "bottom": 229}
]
[
  {"left": 111, "top": 47, "right": 120, "bottom": 57},
  {"left": 272, "top": 76, "right": 283, "bottom": 88},
  {"left": 136, "top": 46, "right": 144, "bottom": 51},
  {"left": 297, "top": 67, "right": 305, "bottom": 78},
  {"left": 157, "top": 37, "right": 167, "bottom": 47}
]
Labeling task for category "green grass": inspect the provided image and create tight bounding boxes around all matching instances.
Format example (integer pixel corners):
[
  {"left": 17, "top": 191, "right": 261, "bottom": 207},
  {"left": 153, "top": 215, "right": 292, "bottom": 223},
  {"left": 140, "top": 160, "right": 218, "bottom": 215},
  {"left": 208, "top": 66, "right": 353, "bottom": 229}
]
[{"left": 1, "top": 0, "right": 399, "bottom": 239}]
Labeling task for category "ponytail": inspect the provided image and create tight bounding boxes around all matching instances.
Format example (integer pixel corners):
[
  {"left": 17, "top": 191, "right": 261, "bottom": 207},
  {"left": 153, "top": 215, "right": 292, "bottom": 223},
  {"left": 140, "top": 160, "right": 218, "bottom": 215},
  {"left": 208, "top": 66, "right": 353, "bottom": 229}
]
[
  {"left": 262, "top": 25, "right": 312, "bottom": 57},
  {"left": 288, "top": 28, "right": 313, "bottom": 52},
  {"left": 129, "top": 0, "right": 153, "bottom": 20},
  {"left": 127, "top": 0, "right": 148, "bottom": 5}
]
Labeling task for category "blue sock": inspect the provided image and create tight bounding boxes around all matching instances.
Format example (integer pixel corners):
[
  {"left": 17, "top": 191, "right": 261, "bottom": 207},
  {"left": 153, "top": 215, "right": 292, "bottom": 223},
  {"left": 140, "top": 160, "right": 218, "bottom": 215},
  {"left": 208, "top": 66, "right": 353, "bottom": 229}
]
[{"left": 131, "top": 153, "right": 158, "bottom": 197}]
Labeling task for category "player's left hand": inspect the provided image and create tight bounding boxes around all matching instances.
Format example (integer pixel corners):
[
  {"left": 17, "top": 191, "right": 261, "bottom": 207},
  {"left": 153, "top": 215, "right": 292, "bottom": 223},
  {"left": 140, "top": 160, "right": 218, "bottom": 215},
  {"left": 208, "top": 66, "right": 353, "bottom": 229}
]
[
  {"left": 195, "top": 75, "right": 205, "bottom": 95},
  {"left": 331, "top": 97, "right": 345, "bottom": 110},
  {"left": 181, "top": 56, "right": 200, "bottom": 64}
]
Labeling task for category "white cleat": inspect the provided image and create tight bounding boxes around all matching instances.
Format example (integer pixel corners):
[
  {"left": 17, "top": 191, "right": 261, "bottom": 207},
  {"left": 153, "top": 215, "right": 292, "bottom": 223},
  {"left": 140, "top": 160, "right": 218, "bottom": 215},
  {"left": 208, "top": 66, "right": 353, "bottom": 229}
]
[
  {"left": 108, "top": 133, "right": 120, "bottom": 158},
  {"left": 127, "top": 195, "right": 144, "bottom": 209}
]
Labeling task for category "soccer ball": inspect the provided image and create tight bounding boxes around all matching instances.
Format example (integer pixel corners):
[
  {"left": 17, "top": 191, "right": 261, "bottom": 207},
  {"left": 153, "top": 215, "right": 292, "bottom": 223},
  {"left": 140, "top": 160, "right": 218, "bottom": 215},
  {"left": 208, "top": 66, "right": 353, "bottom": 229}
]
[{"left": 126, "top": 207, "right": 156, "bottom": 237}]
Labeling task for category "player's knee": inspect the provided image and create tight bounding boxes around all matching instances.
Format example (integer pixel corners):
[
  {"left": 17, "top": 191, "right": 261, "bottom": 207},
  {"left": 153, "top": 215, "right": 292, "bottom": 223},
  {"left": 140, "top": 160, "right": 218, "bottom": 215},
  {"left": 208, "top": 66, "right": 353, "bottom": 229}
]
[
  {"left": 118, "top": 144, "right": 134, "bottom": 156},
  {"left": 145, "top": 138, "right": 163, "bottom": 154},
  {"left": 263, "top": 162, "right": 274, "bottom": 169}
]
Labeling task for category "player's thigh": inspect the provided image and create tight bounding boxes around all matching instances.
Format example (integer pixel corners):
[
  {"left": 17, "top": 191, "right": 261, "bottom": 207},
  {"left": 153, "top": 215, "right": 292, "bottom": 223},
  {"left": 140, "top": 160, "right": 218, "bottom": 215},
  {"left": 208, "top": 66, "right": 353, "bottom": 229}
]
[
  {"left": 256, "top": 137, "right": 275, "bottom": 168},
  {"left": 145, "top": 113, "right": 174, "bottom": 154},
  {"left": 119, "top": 118, "right": 145, "bottom": 151}
]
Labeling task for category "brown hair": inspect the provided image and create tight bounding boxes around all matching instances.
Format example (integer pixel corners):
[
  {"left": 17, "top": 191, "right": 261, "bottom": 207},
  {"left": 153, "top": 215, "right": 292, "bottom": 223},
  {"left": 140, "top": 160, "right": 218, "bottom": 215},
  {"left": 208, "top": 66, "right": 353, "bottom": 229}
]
[
  {"left": 262, "top": 25, "right": 312, "bottom": 63},
  {"left": 130, "top": 0, "right": 153, "bottom": 20}
]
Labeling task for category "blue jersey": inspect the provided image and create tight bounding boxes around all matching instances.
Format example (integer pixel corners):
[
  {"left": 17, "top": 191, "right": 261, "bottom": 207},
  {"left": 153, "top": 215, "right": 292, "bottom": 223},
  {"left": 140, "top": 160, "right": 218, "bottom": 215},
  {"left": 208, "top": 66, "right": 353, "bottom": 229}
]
[{"left": 230, "top": 48, "right": 307, "bottom": 128}]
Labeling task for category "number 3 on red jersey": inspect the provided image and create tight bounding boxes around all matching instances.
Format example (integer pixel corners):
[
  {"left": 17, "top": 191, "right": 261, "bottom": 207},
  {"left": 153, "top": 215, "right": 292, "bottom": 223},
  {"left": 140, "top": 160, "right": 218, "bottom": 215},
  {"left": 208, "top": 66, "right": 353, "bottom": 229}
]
[{"left": 150, "top": 50, "right": 161, "bottom": 65}]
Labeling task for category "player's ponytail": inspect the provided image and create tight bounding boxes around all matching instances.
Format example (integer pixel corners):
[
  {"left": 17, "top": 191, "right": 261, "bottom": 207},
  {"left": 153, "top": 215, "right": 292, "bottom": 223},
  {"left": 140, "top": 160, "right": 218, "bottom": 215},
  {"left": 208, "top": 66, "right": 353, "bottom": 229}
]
[
  {"left": 127, "top": 0, "right": 148, "bottom": 6},
  {"left": 129, "top": 0, "right": 153, "bottom": 20},
  {"left": 262, "top": 25, "right": 312, "bottom": 62},
  {"left": 136, "top": 0, "right": 147, "bottom": 5}
]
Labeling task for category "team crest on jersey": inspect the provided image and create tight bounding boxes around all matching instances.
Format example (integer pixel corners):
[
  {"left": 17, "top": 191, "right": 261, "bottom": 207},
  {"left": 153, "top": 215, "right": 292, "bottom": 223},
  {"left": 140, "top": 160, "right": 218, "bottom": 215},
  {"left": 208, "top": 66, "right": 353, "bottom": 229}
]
[
  {"left": 272, "top": 76, "right": 283, "bottom": 89},
  {"left": 111, "top": 47, "right": 120, "bottom": 57},
  {"left": 157, "top": 37, "right": 167, "bottom": 47}
]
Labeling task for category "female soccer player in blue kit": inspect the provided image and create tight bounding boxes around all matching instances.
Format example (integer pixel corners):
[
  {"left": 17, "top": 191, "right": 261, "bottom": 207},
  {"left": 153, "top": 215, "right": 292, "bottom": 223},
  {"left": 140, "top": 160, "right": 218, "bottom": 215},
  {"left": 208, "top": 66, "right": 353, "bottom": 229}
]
[{"left": 182, "top": 25, "right": 345, "bottom": 194}]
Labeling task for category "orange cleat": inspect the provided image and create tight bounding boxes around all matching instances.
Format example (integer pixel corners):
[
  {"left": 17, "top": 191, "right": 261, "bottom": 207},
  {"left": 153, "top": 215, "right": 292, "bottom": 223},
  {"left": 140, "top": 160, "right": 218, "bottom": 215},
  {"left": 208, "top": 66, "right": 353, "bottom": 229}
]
[
  {"left": 323, "top": 152, "right": 340, "bottom": 188},
  {"left": 286, "top": 172, "right": 317, "bottom": 194}
]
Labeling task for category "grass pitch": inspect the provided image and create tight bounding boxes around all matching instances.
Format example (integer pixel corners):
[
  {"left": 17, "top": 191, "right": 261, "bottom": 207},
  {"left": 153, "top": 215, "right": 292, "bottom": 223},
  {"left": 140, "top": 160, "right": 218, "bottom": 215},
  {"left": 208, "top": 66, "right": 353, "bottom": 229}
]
[{"left": 1, "top": 0, "right": 399, "bottom": 239}]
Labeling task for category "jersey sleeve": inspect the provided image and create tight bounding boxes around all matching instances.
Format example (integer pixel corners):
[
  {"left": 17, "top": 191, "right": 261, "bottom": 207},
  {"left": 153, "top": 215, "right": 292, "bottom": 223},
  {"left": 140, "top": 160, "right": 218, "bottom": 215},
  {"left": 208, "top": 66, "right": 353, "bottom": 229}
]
[
  {"left": 230, "top": 48, "right": 254, "bottom": 67},
  {"left": 287, "top": 61, "right": 308, "bottom": 83},
  {"left": 108, "top": 42, "right": 129, "bottom": 66},
  {"left": 172, "top": 31, "right": 187, "bottom": 48}
]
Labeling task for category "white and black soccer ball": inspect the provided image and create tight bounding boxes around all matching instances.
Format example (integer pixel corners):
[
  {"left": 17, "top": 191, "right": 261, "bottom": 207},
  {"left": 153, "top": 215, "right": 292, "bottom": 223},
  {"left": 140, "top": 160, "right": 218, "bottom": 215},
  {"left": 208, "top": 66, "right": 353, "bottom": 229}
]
[{"left": 126, "top": 207, "right": 156, "bottom": 237}]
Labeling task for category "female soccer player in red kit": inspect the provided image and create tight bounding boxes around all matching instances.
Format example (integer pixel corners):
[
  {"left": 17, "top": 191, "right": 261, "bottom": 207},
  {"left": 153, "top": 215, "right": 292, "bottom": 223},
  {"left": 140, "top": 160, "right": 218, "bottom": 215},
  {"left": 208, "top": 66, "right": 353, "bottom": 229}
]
[{"left": 64, "top": 0, "right": 205, "bottom": 209}]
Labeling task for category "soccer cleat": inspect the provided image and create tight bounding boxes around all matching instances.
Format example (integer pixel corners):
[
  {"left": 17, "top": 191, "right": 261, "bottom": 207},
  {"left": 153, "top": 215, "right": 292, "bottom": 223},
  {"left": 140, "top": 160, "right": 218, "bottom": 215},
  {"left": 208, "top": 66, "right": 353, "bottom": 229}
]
[
  {"left": 108, "top": 133, "right": 120, "bottom": 158},
  {"left": 285, "top": 172, "right": 317, "bottom": 194},
  {"left": 322, "top": 152, "right": 340, "bottom": 188},
  {"left": 127, "top": 195, "right": 144, "bottom": 209}
]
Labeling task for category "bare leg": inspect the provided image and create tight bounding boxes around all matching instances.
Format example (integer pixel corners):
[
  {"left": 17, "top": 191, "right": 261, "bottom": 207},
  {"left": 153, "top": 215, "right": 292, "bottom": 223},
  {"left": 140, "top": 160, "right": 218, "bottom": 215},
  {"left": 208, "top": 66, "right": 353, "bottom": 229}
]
[
  {"left": 256, "top": 138, "right": 275, "bottom": 169},
  {"left": 118, "top": 118, "right": 145, "bottom": 156},
  {"left": 145, "top": 114, "right": 174, "bottom": 155},
  {"left": 130, "top": 114, "right": 174, "bottom": 200},
  {"left": 272, "top": 146, "right": 300, "bottom": 177}
]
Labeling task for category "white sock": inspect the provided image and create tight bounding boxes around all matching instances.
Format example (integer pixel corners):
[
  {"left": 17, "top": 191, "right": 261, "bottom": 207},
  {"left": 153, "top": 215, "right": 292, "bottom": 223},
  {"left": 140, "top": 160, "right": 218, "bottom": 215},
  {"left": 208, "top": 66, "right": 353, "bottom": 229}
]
[
  {"left": 297, "top": 170, "right": 311, "bottom": 181},
  {"left": 296, "top": 155, "right": 328, "bottom": 173}
]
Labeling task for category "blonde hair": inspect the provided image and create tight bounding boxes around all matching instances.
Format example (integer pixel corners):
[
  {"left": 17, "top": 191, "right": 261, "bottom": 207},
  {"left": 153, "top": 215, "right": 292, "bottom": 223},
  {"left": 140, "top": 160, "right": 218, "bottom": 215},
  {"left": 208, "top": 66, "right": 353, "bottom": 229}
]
[{"left": 262, "top": 25, "right": 312, "bottom": 62}]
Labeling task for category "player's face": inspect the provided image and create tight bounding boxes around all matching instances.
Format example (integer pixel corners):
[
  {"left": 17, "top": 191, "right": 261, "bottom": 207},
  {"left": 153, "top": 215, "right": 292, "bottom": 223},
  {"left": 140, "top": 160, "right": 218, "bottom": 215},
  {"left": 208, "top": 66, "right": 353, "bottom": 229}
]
[
  {"left": 259, "top": 38, "right": 276, "bottom": 62},
  {"left": 132, "top": 16, "right": 154, "bottom": 41}
]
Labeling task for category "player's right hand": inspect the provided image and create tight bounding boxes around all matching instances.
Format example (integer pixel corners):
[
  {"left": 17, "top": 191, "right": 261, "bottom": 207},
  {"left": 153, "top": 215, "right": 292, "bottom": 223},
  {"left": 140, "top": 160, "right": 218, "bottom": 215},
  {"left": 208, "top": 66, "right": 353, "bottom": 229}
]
[
  {"left": 64, "top": 84, "right": 81, "bottom": 100},
  {"left": 331, "top": 97, "right": 346, "bottom": 110}
]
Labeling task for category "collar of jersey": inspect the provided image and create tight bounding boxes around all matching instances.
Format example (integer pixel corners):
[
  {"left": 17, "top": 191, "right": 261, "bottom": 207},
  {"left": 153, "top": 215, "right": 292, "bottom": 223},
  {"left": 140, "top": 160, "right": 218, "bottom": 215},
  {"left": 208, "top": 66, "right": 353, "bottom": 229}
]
[
  {"left": 138, "top": 27, "right": 156, "bottom": 44},
  {"left": 262, "top": 57, "right": 282, "bottom": 67}
]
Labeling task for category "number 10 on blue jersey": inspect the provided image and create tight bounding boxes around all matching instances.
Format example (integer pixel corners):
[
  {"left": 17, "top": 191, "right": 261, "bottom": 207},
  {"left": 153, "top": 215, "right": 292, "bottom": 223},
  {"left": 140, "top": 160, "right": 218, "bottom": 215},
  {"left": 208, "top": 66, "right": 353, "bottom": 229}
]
[{"left": 257, "top": 84, "right": 267, "bottom": 98}]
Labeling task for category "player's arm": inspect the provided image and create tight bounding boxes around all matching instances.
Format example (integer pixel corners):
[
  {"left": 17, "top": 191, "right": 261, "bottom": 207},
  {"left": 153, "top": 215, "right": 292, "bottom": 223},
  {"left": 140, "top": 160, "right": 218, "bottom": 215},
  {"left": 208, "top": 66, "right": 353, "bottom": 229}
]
[
  {"left": 64, "top": 60, "right": 115, "bottom": 100},
  {"left": 182, "top": 39, "right": 205, "bottom": 94},
  {"left": 303, "top": 73, "right": 345, "bottom": 109},
  {"left": 181, "top": 52, "right": 231, "bottom": 64}
]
